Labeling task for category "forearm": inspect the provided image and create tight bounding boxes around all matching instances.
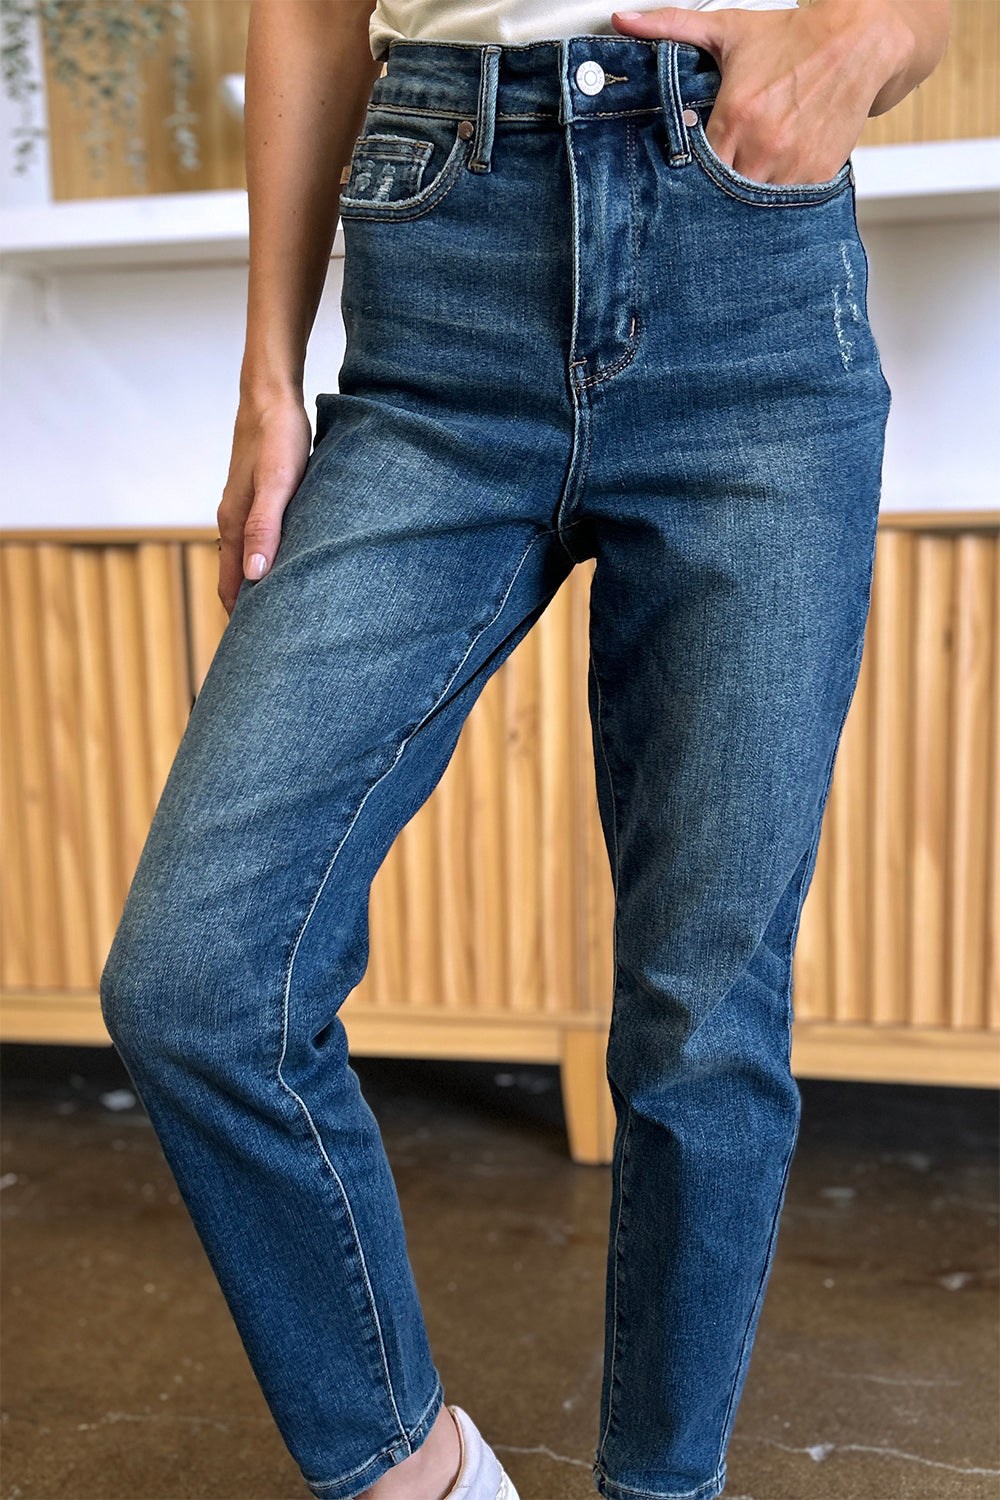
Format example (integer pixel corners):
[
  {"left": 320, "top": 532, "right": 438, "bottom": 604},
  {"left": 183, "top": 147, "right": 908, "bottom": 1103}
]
[
  {"left": 806, "top": 0, "right": 951, "bottom": 116},
  {"left": 241, "top": 0, "right": 381, "bottom": 405}
]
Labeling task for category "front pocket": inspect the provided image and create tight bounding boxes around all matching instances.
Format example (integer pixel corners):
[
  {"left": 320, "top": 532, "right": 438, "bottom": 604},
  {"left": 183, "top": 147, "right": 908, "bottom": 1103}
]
[{"left": 687, "top": 107, "right": 853, "bottom": 208}]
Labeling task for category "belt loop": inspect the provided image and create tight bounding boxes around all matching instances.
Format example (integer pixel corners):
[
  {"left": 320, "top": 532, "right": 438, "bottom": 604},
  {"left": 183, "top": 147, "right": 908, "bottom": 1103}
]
[
  {"left": 656, "top": 41, "right": 690, "bottom": 166},
  {"left": 557, "top": 39, "right": 571, "bottom": 127},
  {"left": 469, "top": 45, "right": 501, "bottom": 173}
]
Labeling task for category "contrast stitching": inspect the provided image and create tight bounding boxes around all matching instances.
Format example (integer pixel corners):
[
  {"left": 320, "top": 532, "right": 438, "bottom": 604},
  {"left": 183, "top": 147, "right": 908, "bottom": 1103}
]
[
  {"left": 340, "top": 131, "right": 470, "bottom": 219},
  {"left": 556, "top": 384, "right": 594, "bottom": 556},
  {"left": 556, "top": 60, "right": 590, "bottom": 558},
  {"left": 576, "top": 105, "right": 665, "bottom": 119},
  {"left": 276, "top": 528, "right": 555, "bottom": 1453},
  {"left": 307, "top": 1379, "right": 443, "bottom": 1492},
  {"left": 595, "top": 1101, "right": 631, "bottom": 1470},
  {"left": 368, "top": 101, "right": 668, "bottom": 121},
  {"left": 370, "top": 101, "right": 558, "bottom": 122},
  {"left": 592, "top": 645, "right": 626, "bottom": 1472},
  {"left": 369, "top": 102, "right": 722, "bottom": 120},
  {"left": 386, "top": 35, "right": 675, "bottom": 54},
  {"left": 629, "top": 116, "right": 640, "bottom": 266},
  {"left": 593, "top": 1465, "right": 726, "bottom": 1500},
  {"left": 366, "top": 99, "right": 719, "bottom": 124},
  {"left": 581, "top": 318, "right": 640, "bottom": 388},
  {"left": 689, "top": 128, "right": 852, "bottom": 206}
]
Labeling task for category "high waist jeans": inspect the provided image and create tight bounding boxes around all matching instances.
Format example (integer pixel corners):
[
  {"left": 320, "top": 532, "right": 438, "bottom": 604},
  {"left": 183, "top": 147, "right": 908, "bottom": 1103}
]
[{"left": 100, "top": 36, "right": 891, "bottom": 1500}]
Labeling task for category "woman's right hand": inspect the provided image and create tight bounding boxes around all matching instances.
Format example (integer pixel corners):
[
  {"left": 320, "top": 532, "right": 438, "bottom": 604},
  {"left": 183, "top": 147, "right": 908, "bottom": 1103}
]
[{"left": 217, "top": 389, "right": 314, "bottom": 617}]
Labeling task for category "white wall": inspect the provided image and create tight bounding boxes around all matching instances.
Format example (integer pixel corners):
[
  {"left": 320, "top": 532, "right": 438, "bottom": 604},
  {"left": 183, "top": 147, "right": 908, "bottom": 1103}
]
[
  {"left": 2, "top": 212, "right": 996, "bottom": 530},
  {"left": 866, "top": 216, "right": 999, "bottom": 512},
  {"left": 0, "top": 260, "right": 348, "bottom": 529},
  {"left": 0, "top": 12, "right": 995, "bottom": 532}
]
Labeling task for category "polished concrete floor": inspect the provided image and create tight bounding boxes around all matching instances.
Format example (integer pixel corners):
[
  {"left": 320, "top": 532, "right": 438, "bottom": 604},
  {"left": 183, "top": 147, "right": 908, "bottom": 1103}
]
[{"left": 2, "top": 1043, "right": 997, "bottom": 1500}]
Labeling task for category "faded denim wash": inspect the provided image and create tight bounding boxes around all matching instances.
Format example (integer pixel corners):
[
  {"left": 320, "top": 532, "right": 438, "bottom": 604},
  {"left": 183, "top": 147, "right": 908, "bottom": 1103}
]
[{"left": 101, "top": 35, "right": 891, "bottom": 1500}]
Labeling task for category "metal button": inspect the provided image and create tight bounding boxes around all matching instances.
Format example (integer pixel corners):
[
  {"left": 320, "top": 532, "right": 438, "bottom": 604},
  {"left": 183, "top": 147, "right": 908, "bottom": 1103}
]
[
  {"left": 458, "top": 119, "right": 475, "bottom": 140},
  {"left": 575, "top": 60, "right": 606, "bottom": 96},
  {"left": 682, "top": 107, "right": 699, "bottom": 127}
]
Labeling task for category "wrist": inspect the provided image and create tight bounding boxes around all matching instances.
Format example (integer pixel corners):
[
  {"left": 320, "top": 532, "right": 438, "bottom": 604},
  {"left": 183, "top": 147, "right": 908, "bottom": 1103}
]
[
  {"left": 806, "top": 0, "right": 920, "bottom": 113},
  {"left": 809, "top": 0, "right": 913, "bottom": 64},
  {"left": 238, "top": 365, "right": 305, "bottom": 411}
]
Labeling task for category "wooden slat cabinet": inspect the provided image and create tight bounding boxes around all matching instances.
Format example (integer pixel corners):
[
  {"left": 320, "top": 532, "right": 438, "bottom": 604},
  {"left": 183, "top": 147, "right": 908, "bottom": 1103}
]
[{"left": 2, "top": 515, "right": 998, "bottom": 1163}]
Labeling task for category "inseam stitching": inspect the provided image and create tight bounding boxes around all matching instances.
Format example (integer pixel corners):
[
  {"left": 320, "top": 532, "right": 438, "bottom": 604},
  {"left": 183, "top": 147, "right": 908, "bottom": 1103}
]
[
  {"left": 591, "top": 647, "right": 627, "bottom": 1470},
  {"left": 275, "top": 527, "right": 555, "bottom": 1451}
]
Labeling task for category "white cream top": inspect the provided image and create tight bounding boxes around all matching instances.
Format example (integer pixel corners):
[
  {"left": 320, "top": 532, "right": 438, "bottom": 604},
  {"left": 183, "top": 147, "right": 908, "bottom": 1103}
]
[{"left": 370, "top": 0, "right": 799, "bottom": 63}]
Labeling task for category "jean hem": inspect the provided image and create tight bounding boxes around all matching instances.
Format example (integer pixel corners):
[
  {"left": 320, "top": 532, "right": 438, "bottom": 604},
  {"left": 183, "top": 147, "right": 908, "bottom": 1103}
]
[
  {"left": 303, "top": 1377, "right": 445, "bottom": 1499},
  {"left": 592, "top": 1463, "right": 727, "bottom": 1500}
]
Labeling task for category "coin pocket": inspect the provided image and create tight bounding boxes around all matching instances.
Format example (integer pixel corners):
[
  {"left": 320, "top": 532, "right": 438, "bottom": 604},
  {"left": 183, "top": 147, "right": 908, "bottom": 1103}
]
[{"left": 339, "top": 133, "right": 435, "bottom": 206}]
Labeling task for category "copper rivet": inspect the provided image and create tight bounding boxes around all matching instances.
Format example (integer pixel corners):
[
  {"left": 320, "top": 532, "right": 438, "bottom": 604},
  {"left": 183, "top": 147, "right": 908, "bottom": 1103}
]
[
  {"left": 682, "top": 107, "right": 699, "bottom": 127},
  {"left": 458, "top": 120, "right": 475, "bottom": 140}
]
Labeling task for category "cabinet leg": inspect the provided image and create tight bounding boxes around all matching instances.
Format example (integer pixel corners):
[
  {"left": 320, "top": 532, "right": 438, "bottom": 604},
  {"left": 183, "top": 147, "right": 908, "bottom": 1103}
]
[{"left": 560, "top": 1026, "right": 616, "bottom": 1165}]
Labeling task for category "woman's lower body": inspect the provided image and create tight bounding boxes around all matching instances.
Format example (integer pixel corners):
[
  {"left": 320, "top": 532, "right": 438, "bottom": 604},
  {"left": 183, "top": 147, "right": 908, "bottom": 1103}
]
[{"left": 100, "top": 35, "right": 891, "bottom": 1500}]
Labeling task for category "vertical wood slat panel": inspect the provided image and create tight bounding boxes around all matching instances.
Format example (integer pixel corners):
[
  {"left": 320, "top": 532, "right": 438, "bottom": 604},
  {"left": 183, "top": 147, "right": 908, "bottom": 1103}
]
[
  {"left": 103, "top": 548, "right": 156, "bottom": 880},
  {"left": 2, "top": 526, "right": 997, "bottom": 1043},
  {"left": 870, "top": 529, "right": 912, "bottom": 1025},
  {"left": 505, "top": 616, "right": 543, "bottom": 1013},
  {"left": 1, "top": 538, "right": 193, "bottom": 994},
  {"left": 183, "top": 542, "right": 230, "bottom": 694},
  {"left": 794, "top": 801, "right": 831, "bottom": 1022},
  {"left": 400, "top": 778, "right": 439, "bottom": 1009},
  {"left": 988, "top": 535, "right": 1000, "bottom": 1031},
  {"left": 909, "top": 537, "right": 953, "bottom": 1025},
  {"left": 37, "top": 545, "right": 95, "bottom": 987},
  {"left": 0, "top": 552, "right": 30, "bottom": 983},
  {"left": 439, "top": 719, "right": 474, "bottom": 1013},
  {"left": 2, "top": 547, "right": 57, "bottom": 986},
  {"left": 367, "top": 799, "right": 406, "bottom": 1011},
  {"left": 829, "top": 594, "right": 874, "bottom": 1023},
  {"left": 949, "top": 536, "right": 993, "bottom": 1026},
  {"left": 794, "top": 523, "right": 999, "bottom": 1031},
  {"left": 540, "top": 583, "right": 576, "bottom": 1016},
  {"left": 72, "top": 548, "right": 123, "bottom": 977},
  {"left": 360, "top": 563, "right": 603, "bottom": 1019},
  {"left": 137, "top": 544, "right": 192, "bottom": 798},
  {"left": 467, "top": 672, "right": 507, "bottom": 1013}
]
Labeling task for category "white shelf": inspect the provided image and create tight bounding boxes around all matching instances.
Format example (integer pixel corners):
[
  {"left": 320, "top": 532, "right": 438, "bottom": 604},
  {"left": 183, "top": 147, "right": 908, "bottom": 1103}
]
[
  {"left": 853, "top": 136, "right": 1000, "bottom": 224},
  {"left": 0, "top": 187, "right": 282, "bottom": 270},
  {"left": 0, "top": 137, "right": 996, "bottom": 271}
]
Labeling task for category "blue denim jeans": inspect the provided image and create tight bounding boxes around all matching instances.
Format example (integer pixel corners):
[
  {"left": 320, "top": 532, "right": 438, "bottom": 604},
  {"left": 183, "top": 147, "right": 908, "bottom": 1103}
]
[{"left": 100, "top": 36, "right": 891, "bottom": 1500}]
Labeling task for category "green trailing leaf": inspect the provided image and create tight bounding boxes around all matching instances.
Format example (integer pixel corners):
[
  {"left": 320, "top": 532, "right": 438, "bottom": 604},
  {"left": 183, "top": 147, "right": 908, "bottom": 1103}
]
[{"left": 0, "top": 0, "right": 202, "bottom": 187}]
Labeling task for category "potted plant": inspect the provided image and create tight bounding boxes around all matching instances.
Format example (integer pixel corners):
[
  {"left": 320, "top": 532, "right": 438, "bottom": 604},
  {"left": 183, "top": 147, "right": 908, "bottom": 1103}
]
[{"left": 1, "top": 0, "right": 200, "bottom": 190}]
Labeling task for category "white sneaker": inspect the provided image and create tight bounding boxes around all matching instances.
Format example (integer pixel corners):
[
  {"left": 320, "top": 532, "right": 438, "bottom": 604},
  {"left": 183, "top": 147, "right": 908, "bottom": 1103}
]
[{"left": 441, "top": 1405, "right": 520, "bottom": 1500}]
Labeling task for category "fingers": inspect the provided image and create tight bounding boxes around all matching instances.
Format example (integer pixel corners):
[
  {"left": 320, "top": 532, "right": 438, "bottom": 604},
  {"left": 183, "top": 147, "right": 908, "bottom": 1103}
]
[
  {"left": 217, "top": 482, "right": 288, "bottom": 619},
  {"left": 216, "top": 397, "right": 313, "bottom": 617},
  {"left": 611, "top": 7, "right": 720, "bottom": 55},
  {"left": 217, "top": 507, "right": 248, "bottom": 619},
  {"left": 240, "top": 480, "right": 289, "bottom": 583}
]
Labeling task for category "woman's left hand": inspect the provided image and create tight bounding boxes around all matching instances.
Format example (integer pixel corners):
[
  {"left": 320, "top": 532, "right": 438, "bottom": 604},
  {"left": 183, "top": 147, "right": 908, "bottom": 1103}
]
[{"left": 609, "top": 1, "right": 922, "bottom": 186}]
